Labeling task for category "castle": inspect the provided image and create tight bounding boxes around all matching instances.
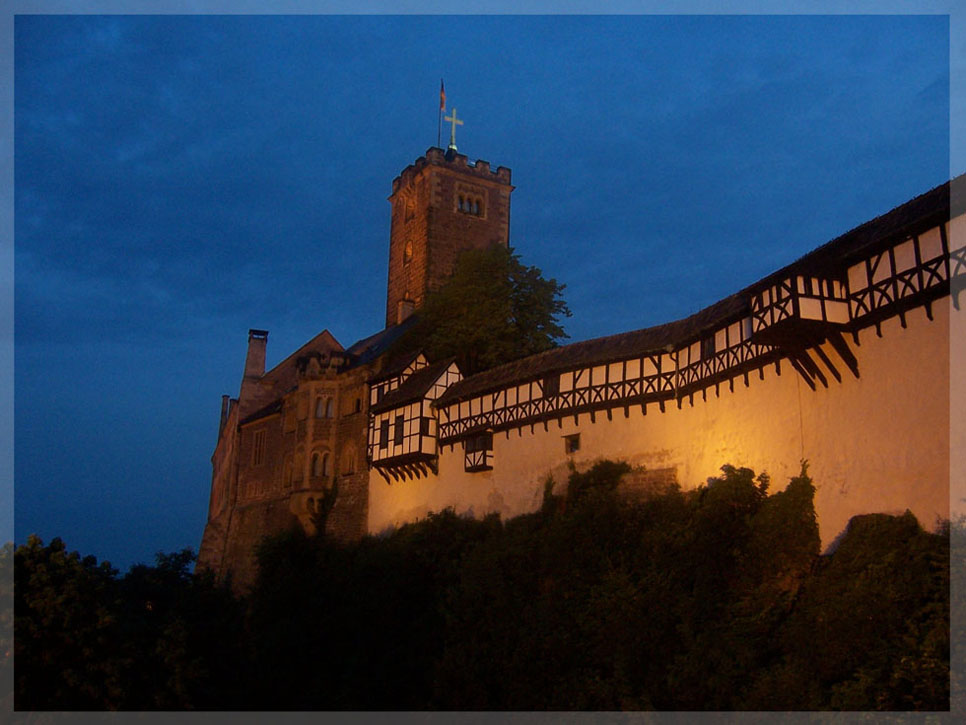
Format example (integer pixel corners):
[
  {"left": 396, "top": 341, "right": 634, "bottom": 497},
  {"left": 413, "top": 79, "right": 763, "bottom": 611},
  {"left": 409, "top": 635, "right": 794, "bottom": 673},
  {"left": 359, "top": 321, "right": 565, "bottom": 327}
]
[{"left": 198, "top": 139, "right": 963, "bottom": 591}]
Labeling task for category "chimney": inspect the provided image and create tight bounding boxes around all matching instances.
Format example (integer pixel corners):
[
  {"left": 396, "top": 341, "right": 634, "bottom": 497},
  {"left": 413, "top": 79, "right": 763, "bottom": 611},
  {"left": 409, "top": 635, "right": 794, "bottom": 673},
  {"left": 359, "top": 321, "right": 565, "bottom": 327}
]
[
  {"left": 238, "top": 329, "right": 269, "bottom": 418},
  {"left": 244, "top": 329, "right": 269, "bottom": 379},
  {"left": 218, "top": 394, "right": 230, "bottom": 435}
]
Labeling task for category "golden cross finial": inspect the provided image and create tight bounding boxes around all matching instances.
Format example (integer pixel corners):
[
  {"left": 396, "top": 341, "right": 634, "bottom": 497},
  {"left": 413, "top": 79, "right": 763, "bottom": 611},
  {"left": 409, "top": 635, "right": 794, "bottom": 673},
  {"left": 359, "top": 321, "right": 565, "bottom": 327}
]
[{"left": 444, "top": 108, "right": 464, "bottom": 151}]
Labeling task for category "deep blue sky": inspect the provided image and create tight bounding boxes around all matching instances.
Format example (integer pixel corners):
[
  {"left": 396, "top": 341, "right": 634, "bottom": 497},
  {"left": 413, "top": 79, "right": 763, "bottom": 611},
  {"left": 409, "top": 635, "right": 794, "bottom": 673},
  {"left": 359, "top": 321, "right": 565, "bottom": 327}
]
[{"left": 12, "top": 13, "right": 955, "bottom": 570}]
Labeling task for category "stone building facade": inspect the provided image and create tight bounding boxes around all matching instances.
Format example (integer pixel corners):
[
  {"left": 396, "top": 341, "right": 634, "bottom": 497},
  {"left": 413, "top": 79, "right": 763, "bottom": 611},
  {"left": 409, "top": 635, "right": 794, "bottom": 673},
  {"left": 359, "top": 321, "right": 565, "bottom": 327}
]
[{"left": 199, "top": 142, "right": 963, "bottom": 591}]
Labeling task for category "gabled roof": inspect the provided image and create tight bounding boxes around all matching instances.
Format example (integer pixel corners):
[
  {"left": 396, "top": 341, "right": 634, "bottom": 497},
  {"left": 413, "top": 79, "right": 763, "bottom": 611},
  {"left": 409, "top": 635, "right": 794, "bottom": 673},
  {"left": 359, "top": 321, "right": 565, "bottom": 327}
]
[
  {"left": 344, "top": 315, "right": 416, "bottom": 369},
  {"left": 437, "top": 175, "right": 961, "bottom": 406},
  {"left": 260, "top": 329, "right": 344, "bottom": 393},
  {"left": 371, "top": 358, "right": 456, "bottom": 414},
  {"left": 369, "top": 349, "right": 424, "bottom": 385},
  {"left": 239, "top": 399, "right": 283, "bottom": 426}
]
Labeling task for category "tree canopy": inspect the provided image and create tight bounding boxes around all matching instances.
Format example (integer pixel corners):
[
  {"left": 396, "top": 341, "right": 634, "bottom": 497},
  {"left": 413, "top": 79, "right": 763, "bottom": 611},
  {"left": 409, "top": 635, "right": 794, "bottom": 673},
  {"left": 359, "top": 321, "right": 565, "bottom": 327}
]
[{"left": 400, "top": 243, "right": 571, "bottom": 374}]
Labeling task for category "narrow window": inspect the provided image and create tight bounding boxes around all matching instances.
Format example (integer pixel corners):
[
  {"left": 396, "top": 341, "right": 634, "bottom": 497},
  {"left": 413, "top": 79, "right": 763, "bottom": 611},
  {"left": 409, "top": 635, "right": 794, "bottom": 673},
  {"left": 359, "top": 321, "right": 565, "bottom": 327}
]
[
  {"left": 394, "top": 416, "right": 404, "bottom": 446},
  {"left": 543, "top": 374, "right": 560, "bottom": 397},
  {"left": 326, "top": 399, "right": 334, "bottom": 418},
  {"left": 355, "top": 398, "right": 362, "bottom": 414},
  {"left": 564, "top": 433, "right": 580, "bottom": 455},
  {"left": 315, "top": 397, "right": 324, "bottom": 418},
  {"left": 312, "top": 452, "right": 322, "bottom": 477},
  {"left": 252, "top": 429, "right": 266, "bottom": 466},
  {"left": 322, "top": 453, "right": 331, "bottom": 477},
  {"left": 379, "top": 419, "right": 390, "bottom": 450},
  {"left": 701, "top": 336, "right": 716, "bottom": 360},
  {"left": 420, "top": 417, "right": 431, "bottom": 436}
]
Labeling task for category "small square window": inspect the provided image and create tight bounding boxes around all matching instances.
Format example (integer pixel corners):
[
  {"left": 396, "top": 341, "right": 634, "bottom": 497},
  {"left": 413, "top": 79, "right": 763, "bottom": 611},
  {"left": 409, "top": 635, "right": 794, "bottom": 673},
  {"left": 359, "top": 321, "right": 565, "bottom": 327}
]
[
  {"left": 564, "top": 433, "right": 580, "bottom": 455},
  {"left": 464, "top": 432, "right": 493, "bottom": 472}
]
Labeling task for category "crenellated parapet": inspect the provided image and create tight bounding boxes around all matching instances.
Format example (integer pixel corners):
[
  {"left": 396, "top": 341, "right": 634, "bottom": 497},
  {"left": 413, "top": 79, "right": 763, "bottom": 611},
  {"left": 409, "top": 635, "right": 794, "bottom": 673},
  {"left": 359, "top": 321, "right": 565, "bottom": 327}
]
[{"left": 390, "top": 146, "right": 511, "bottom": 197}]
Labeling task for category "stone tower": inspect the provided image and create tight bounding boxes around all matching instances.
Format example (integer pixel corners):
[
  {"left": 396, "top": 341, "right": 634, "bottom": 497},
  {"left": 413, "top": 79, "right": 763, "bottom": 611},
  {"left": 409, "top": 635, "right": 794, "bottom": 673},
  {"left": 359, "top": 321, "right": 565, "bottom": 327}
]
[{"left": 385, "top": 147, "right": 514, "bottom": 327}]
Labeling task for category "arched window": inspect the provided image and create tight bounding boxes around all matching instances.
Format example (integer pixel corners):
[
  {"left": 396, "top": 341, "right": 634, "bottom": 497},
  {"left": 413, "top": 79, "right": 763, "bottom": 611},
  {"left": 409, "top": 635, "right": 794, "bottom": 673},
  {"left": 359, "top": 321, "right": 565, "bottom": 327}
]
[
  {"left": 325, "top": 399, "right": 334, "bottom": 418},
  {"left": 315, "top": 397, "right": 325, "bottom": 418},
  {"left": 311, "top": 452, "right": 322, "bottom": 477},
  {"left": 472, "top": 199, "right": 479, "bottom": 215},
  {"left": 458, "top": 195, "right": 465, "bottom": 211},
  {"left": 322, "top": 452, "right": 331, "bottom": 477}
]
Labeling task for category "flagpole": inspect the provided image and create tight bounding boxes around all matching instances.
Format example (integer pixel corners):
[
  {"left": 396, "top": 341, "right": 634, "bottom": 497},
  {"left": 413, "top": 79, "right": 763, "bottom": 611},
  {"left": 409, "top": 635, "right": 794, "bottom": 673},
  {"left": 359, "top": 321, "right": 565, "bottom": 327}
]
[{"left": 438, "top": 78, "right": 445, "bottom": 148}]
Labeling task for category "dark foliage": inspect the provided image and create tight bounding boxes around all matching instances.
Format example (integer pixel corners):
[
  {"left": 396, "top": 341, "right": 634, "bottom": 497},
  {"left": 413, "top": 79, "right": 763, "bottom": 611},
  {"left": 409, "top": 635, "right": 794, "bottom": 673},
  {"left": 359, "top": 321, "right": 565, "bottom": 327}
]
[
  {"left": 393, "top": 244, "right": 571, "bottom": 374},
  {"left": 246, "top": 511, "right": 498, "bottom": 709},
  {"left": 11, "top": 462, "right": 952, "bottom": 711},
  {"left": 13, "top": 538, "right": 244, "bottom": 710},
  {"left": 1, "top": 543, "right": 13, "bottom": 713}
]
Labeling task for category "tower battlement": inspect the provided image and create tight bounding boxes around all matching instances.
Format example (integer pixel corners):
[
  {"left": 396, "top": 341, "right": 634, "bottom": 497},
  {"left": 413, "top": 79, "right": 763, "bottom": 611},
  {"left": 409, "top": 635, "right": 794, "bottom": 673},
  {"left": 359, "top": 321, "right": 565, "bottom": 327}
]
[
  {"left": 390, "top": 147, "right": 511, "bottom": 197},
  {"left": 385, "top": 146, "right": 514, "bottom": 327}
]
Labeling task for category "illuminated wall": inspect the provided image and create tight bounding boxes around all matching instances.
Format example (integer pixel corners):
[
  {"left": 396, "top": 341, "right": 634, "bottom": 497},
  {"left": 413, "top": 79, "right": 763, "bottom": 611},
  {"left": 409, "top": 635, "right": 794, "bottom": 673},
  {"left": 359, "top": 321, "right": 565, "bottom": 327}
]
[{"left": 369, "top": 248, "right": 957, "bottom": 549}]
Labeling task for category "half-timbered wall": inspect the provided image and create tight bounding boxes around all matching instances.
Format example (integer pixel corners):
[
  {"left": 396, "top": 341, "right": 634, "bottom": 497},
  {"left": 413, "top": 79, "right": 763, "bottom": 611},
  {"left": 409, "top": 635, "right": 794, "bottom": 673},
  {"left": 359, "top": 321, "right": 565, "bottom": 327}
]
[
  {"left": 369, "top": 400, "right": 436, "bottom": 463},
  {"left": 366, "top": 362, "right": 462, "bottom": 475},
  {"left": 369, "top": 354, "right": 429, "bottom": 407},
  {"left": 847, "top": 221, "right": 957, "bottom": 326},
  {"left": 436, "top": 320, "right": 773, "bottom": 444},
  {"left": 368, "top": 216, "right": 960, "bottom": 546}
]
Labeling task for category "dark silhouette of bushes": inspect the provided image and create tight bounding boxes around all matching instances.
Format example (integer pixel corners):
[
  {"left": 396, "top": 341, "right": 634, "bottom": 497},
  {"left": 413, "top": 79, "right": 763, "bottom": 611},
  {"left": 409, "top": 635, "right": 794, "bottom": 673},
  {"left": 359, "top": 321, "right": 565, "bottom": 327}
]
[
  {"left": 12, "top": 538, "right": 244, "bottom": 710},
  {"left": 11, "top": 461, "right": 952, "bottom": 711}
]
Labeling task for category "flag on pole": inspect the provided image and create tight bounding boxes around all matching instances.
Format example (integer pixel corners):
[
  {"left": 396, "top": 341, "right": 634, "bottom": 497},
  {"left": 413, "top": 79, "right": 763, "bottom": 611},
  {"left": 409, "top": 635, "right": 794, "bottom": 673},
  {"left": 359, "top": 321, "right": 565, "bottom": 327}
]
[{"left": 440, "top": 79, "right": 446, "bottom": 111}]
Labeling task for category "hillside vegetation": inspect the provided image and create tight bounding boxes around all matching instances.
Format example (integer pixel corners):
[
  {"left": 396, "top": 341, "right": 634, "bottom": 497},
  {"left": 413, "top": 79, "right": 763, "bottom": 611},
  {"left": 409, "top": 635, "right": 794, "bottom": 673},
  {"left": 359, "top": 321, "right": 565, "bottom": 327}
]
[{"left": 8, "top": 461, "right": 954, "bottom": 711}]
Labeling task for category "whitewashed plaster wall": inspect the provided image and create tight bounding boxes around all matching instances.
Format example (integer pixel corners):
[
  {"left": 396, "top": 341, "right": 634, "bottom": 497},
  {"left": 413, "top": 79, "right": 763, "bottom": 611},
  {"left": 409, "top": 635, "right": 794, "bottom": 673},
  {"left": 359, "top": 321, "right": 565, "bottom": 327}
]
[{"left": 368, "top": 296, "right": 951, "bottom": 549}]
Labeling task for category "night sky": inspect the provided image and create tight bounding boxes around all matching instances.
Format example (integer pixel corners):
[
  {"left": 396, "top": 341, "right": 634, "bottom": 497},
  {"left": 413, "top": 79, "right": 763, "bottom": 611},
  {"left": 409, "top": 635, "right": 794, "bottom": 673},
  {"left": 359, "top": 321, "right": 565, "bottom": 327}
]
[{"left": 11, "top": 11, "right": 957, "bottom": 571}]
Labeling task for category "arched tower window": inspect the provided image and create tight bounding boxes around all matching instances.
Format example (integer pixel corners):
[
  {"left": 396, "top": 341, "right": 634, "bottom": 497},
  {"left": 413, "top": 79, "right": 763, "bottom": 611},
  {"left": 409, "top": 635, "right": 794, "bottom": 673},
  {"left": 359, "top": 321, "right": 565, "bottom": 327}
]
[
  {"left": 315, "top": 397, "right": 325, "bottom": 418},
  {"left": 325, "top": 399, "right": 334, "bottom": 418},
  {"left": 311, "top": 452, "right": 322, "bottom": 477}
]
